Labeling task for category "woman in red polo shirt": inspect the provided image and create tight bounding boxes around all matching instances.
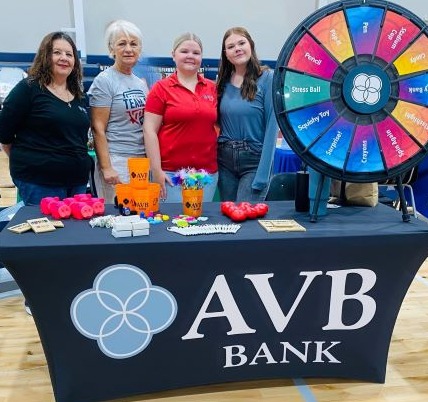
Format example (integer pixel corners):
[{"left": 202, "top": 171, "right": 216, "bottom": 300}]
[{"left": 143, "top": 32, "right": 218, "bottom": 202}]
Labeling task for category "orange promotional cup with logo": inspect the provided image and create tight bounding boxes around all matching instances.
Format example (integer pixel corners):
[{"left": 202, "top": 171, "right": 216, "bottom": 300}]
[
  {"left": 132, "top": 188, "right": 151, "bottom": 216},
  {"left": 148, "top": 182, "right": 161, "bottom": 213},
  {"left": 115, "top": 184, "right": 134, "bottom": 211},
  {"left": 128, "top": 157, "right": 150, "bottom": 189},
  {"left": 182, "top": 188, "right": 203, "bottom": 217}
]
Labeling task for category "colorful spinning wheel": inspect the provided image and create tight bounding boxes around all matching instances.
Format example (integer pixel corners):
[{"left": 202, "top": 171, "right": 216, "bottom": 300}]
[{"left": 273, "top": 0, "right": 428, "bottom": 183}]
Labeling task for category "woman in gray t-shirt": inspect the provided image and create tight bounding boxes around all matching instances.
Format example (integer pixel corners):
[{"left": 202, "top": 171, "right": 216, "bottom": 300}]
[{"left": 88, "top": 20, "right": 148, "bottom": 203}]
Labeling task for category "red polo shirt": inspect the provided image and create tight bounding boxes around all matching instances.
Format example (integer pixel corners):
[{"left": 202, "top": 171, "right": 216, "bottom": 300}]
[{"left": 145, "top": 72, "right": 218, "bottom": 173}]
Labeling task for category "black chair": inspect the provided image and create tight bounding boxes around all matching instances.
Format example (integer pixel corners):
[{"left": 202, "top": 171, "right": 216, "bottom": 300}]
[
  {"left": 87, "top": 154, "right": 98, "bottom": 197},
  {"left": 265, "top": 173, "right": 296, "bottom": 201},
  {"left": 378, "top": 166, "right": 419, "bottom": 218}
]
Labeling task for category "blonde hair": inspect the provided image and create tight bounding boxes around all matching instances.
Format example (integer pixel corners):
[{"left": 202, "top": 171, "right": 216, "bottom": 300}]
[{"left": 172, "top": 32, "right": 203, "bottom": 53}]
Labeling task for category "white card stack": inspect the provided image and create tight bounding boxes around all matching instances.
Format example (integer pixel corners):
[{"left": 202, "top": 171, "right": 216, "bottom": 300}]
[{"left": 111, "top": 216, "right": 149, "bottom": 238}]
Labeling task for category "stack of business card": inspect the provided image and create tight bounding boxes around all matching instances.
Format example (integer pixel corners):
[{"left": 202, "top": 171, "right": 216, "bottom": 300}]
[{"left": 111, "top": 216, "right": 149, "bottom": 238}]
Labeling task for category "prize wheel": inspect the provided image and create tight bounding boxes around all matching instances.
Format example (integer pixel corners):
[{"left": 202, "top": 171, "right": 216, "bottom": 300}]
[{"left": 273, "top": 0, "right": 428, "bottom": 183}]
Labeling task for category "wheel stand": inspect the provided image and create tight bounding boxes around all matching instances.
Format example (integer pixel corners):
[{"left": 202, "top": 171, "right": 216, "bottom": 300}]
[
  {"left": 309, "top": 175, "right": 411, "bottom": 223},
  {"left": 394, "top": 175, "right": 411, "bottom": 222},
  {"left": 309, "top": 173, "right": 327, "bottom": 223}
]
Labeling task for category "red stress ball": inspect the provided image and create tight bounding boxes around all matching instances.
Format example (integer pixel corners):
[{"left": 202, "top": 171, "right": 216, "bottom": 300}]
[
  {"left": 40, "top": 196, "right": 60, "bottom": 215},
  {"left": 71, "top": 202, "right": 94, "bottom": 220},
  {"left": 220, "top": 201, "right": 269, "bottom": 222},
  {"left": 86, "top": 198, "right": 105, "bottom": 216},
  {"left": 49, "top": 201, "right": 71, "bottom": 220}
]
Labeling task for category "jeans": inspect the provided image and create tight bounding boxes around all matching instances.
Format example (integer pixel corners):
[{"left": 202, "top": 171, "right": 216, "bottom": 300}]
[
  {"left": 13, "top": 178, "right": 88, "bottom": 206},
  {"left": 162, "top": 171, "right": 219, "bottom": 203},
  {"left": 217, "top": 141, "right": 267, "bottom": 202}
]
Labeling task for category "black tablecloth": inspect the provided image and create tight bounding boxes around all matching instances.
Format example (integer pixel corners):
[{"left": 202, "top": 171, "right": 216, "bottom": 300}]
[{"left": 1, "top": 202, "right": 428, "bottom": 402}]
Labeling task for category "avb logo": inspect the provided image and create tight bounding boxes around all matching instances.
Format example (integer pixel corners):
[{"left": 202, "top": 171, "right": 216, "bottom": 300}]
[
  {"left": 185, "top": 200, "right": 202, "bottom": 209},
  {"left": 351, "top": 73, "right": 382, "bottom": 105},
  {"left": 71, "top": 266, "right": 377, "bottom": 363},
  {"left": 130, "top": 172, "right": 148, "bottom": 180},
  {"left": 70, "top": 265, "right": 177, "bottom": 359}
]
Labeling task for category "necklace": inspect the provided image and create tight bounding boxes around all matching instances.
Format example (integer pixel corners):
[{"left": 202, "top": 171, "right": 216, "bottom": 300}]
[{"left": 48, "top": 84, "right": 72, "bottom": 107}]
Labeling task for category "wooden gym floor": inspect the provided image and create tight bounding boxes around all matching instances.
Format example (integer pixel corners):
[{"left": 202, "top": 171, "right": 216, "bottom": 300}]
[
  {"left": 0, "top": 151, "right": 427, "bottom": 402},
  {"left": 0, "top": 150, "right": 16, "bottom": 208}
]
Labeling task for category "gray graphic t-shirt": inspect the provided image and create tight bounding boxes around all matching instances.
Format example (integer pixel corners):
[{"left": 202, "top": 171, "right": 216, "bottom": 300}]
[{"left": 88, "top": 67, "right": 148, "bottom": 155}]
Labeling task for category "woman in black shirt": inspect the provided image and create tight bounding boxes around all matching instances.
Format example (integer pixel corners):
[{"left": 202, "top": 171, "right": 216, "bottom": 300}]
[{"left": 0, "top": 31, "right": 91, "bottom": 205}]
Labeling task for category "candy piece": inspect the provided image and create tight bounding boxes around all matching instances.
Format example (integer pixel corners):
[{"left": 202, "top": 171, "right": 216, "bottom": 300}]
[
  {"left": 150, "top": 219, "right": 163, "bottom": 225},
  {"left": 120, "top": 207, "right": 132, "bottom": 216}
]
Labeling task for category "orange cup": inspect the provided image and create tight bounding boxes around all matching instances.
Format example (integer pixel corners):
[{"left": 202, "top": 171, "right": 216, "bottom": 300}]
[
  {"left": 132, "top": 188, "right": 151, "bottom": 216},
  {"left": 128, "top": 157, "right": 150, "bottom": 189},
  {"left": 182, "top": 188, "right": 203, "bottom": 217},
  {"left": 115, "top": 184, "right": 134, "bottom": 210},
  {"left": 148, "top": 182, "right": 161, "bottom": 213}
]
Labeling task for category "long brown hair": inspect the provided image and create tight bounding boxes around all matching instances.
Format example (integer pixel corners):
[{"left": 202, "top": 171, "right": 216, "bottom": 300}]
[
  {"left": 217, "top": 27, "right": 267, "bottom": 102},
  {"left": 28, "top": 31, "right": 84, "bottom": 98}
]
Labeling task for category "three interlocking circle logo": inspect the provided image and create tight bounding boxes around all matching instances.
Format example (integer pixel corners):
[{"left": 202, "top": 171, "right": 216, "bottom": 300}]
[
  {"left": 351, "top": 73, "right": 382, "bottom": 105},
  {"left": 70, "top": 264, "right": 177, "bottom": 359},
  {"left": 342, "top": 64, "right": 390, "bottom": 114}
]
